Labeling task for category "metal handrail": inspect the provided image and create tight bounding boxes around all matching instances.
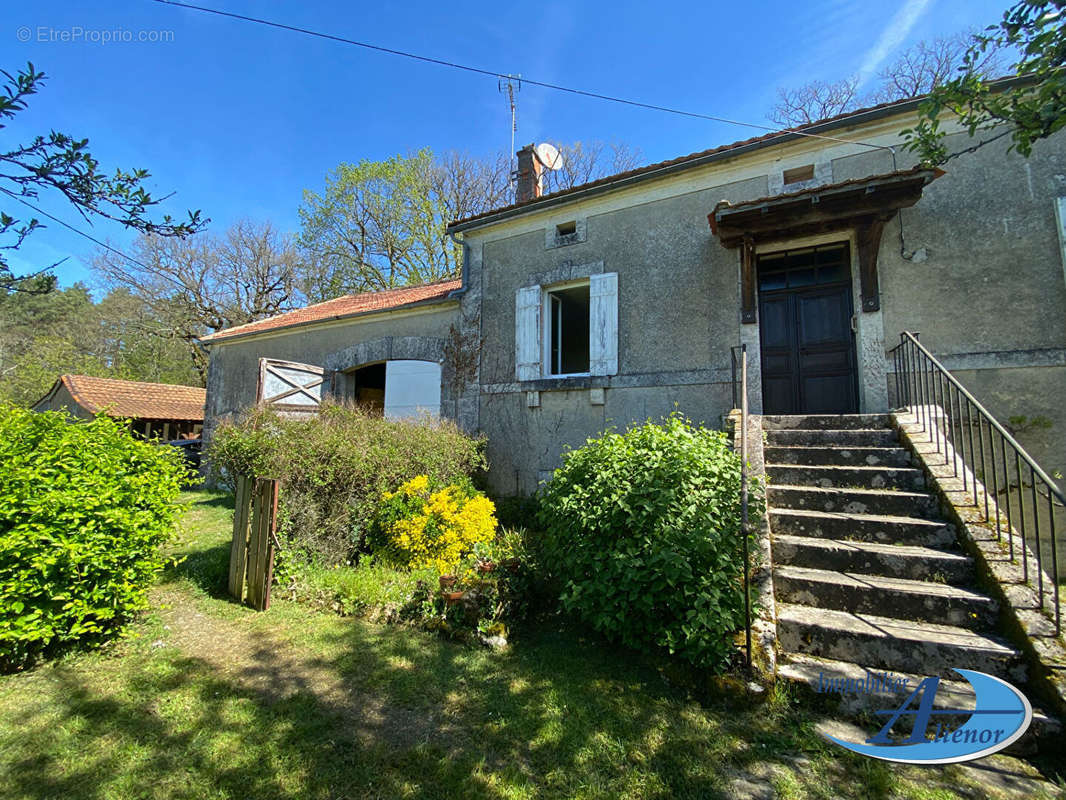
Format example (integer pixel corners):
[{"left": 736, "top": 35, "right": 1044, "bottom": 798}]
[
  {"left": 890, "top": 331, "right": 1063, "bottom": 635},
  {"left": 732, "top": 344, "right": 753, "bottom": 669}
]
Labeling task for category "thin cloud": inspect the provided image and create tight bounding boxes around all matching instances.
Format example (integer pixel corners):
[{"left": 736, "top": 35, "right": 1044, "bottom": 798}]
[{"left": 856, "top": 0, "right": 935, "bottom": 85}]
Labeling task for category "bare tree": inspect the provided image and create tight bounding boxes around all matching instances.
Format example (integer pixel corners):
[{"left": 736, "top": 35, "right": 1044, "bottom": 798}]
[
  {"left": 769, "top": 78, "right": 861, "bottom": 127},
  {"left": 94, "top": 219, "right": 301, "bottom": 377},
  {"left": 768, "top": 30, "right": 1008, "bottom": 128},
  {"left": 541, "top": 140, "right": 643, "bottom": 194},
  {"left": 432, "top": 150, "right": 511, "bottom": 221},
  {"left": 869, "top": 32, "right": 1006, "bottom": 103}
]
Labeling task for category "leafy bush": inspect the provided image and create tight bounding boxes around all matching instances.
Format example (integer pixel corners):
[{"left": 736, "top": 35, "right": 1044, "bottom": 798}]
[
  {"left": 207, "top": 403, "right": 487, "bottom": 565},
  {"left": 0, "top": 405, "right": 190, "bottom": 670},
  {"left": 368, "top": 475, "right": 497, "bottom": 573},
  {"left": 537, "top": 413, "right": 758, "bottom": 671}
]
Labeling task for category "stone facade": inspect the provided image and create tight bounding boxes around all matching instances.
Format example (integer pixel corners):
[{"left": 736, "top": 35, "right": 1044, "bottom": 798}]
[
  {"left": 451, "top": 109, "right": 1066, "bottom": 495},
  {"left": 201, "top": 303, "right": 460, "bottom": 446}
]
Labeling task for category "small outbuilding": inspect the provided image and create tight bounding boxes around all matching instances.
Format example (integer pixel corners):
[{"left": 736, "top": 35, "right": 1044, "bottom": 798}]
[{"left": 33, "top": 374, "right": 206, "bottom": 440}]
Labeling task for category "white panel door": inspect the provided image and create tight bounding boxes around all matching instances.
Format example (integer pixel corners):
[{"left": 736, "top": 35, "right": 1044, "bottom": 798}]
[{"left": 384, "top": 360, "right": 441, "bottom": 420}]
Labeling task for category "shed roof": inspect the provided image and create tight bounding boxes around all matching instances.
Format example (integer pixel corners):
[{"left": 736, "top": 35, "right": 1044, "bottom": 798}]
[
  {"left": 201, "top": 278, "right": 461, "bottom": 344},
  {"left": 38, "top": 375, "right": 206, "bottom": 421}
]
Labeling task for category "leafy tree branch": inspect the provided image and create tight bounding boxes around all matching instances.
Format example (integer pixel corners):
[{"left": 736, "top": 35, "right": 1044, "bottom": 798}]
[{"left": 1, "top": 62, "right": 206, "bottom": 293}]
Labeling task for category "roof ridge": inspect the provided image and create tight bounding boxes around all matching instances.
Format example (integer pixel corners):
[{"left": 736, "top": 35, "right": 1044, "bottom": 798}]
[{"left": 448, "top": 75, "right": 1032, "bottom": 230}]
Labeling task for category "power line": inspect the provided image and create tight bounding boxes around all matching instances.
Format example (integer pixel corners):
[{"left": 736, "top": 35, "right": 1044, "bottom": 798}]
[
  {"left": 151, "top": 0, "right": 895, "bottom": 154},
  {"left": 1, "top": 188, "right": 153, "bottom": 271}
]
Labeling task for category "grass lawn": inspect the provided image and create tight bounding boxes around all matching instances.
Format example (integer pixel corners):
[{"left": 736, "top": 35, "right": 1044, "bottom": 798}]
[{"left": 0, "top": 490, "right": 1061, "bottom": 800}]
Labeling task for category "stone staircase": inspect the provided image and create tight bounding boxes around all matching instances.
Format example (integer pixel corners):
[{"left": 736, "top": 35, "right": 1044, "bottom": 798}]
[{"left": 763, "top": 413, "right": 1034, "bottom": 707}]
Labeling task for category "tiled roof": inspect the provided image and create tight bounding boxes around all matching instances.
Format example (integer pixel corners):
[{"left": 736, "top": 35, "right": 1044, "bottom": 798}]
[
  {"left": 445, "top": 76, "right": 1041, "bottom": 233},
  {"left": 201, "top": 279, "right": 461, "bottom": 343},
  {"left": 448, "top": 95, "right": 922, "bottom": 230},
  {"left": 56, "top": 375, "right": 206, "bottom": 420}
]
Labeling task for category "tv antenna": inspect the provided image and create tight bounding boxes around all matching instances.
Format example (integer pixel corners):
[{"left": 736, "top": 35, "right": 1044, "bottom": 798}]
[{"left": 499, "top": 74, "right": 521, "bottom": 186}]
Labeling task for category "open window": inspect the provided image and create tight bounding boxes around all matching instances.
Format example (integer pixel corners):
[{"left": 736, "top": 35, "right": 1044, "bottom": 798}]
[
  {"left": 515, "top": 272, "right": 618, "bottom": 380},
  {"left": 546, "top": 282, "right": 591, "bottom": 376},
  {"left": 344, "top": 360, "right": 440, "bottom": 420}
]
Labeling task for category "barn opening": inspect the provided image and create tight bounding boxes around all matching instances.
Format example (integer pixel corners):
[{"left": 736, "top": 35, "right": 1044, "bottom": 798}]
[{"left": 348, "top": 360, "right": 441, "bottom": 420}]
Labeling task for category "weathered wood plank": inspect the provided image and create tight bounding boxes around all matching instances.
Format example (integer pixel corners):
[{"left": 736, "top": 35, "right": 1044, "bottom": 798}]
[
  {"left": 227, "top": 475, "right": 252, "bottom": 601},
  {"left": 245, "top": 478, "right": 280, "bottom": 611},
  {"left": 246, "top": 481, "right": 265, "bottom": 609},
  {"left": 259, "top": 479, "right": 279, "bottom": 611}
]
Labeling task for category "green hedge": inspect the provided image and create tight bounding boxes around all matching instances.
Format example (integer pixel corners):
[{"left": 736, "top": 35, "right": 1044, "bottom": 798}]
[
  {"left": 0, "top": 405, "right": 189, "bottom": 670},
  {"left": 537, "top": 413, "right": 759, "bottom": 670},
  {"left": 207, "top": 404, "right": 487, "bottom": 566}
]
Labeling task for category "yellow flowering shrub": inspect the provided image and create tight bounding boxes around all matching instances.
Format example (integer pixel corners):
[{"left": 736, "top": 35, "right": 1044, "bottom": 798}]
[{"left": 370, "top": 475, "right": 497, "bottom": 573}]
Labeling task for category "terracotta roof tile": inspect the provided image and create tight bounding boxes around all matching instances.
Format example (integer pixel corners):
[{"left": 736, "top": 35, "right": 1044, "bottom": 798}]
[
  {"left": 201, "top": 279, "right": 461, "bottom": 343},
  {"left": 59, "top": 375, "right": 206, "bottom": 420}
]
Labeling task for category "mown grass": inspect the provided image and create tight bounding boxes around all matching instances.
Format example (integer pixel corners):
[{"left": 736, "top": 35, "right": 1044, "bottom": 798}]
[{"left": 0, "top": 490, "right": 1060, "bottom": 800}]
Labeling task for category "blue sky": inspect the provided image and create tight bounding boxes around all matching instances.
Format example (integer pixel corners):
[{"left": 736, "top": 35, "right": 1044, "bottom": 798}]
[{"left": 6, "top": 0, "right": 1008, "bottom": 289}]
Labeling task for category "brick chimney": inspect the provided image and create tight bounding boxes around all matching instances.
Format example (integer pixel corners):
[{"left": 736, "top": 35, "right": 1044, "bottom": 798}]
[{"left": 515, "top": 144, "right": 543, "bottom": 204}]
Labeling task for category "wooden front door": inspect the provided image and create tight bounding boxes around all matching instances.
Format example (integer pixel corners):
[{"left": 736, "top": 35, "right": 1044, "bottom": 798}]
[{"left": 757, "top": 243, "right": 859, "bottom": 414}]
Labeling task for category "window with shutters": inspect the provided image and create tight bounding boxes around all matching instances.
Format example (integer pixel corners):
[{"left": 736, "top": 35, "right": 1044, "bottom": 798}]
[{"left": 514, "top": 271, "right": 618, "bottom": 381}]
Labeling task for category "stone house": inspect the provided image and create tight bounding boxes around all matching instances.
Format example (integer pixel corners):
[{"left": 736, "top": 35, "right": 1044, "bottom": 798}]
[
  {"left": 34, "top": 374, "right": 205, "bottom": 439},
  {"left": 201, "top": 90, "right": 1066, "bottom": 728},
  {"left": 201, "top": 89, "right": 1066, "bottom": 497}
]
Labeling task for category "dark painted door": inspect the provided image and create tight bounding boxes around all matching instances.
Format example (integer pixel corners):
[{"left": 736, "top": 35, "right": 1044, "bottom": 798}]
[{"left": 757, "top": 243, "right": 859, "bottom": 414}]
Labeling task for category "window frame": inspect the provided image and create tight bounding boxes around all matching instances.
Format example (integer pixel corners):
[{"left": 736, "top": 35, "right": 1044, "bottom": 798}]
[{"left": 541, "top": 278, "right": 592, "bottom": 378}]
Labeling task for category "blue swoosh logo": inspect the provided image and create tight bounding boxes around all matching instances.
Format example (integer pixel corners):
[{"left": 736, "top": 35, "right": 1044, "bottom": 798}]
[{"left": 824, "top": 669, "right": 1033, "bottom": 764}]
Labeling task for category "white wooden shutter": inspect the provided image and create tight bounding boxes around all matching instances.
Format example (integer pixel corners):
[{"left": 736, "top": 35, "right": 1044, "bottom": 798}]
[
  {"left": 515, "top": 285, "right": 542, "bottom": 381},
  {"left": 257, "top": 358, "right": 327, "bottom": 410},
  {"left": 589, "top": 272, "right": 619, "bottom": 376}
]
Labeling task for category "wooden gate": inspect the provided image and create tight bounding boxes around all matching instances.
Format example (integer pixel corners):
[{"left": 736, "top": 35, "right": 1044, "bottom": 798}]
[{"left": 228, "top": 475, "right": 280, "bottom": 611}]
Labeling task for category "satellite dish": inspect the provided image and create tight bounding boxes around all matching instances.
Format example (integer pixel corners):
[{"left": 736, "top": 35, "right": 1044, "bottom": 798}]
[{"left": 534, "top": 142, "right": 563, "bottom": 171}]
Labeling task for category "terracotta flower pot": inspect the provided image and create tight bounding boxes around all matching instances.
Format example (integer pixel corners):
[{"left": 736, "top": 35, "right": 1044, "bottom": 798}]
[
  {"left": 442, "top": 590, "right": 465, "bottom": 605},
  {"left": 439, "top": 574, "right": 458, "bottom": 590},
  {"left": 476, "top": 561, "right": 496, "bottom": 574}
]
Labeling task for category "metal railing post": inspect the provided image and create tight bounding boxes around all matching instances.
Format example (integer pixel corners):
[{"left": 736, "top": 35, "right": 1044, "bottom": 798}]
[{"left": 739, "top": 343, "right": 752, "bottom": 671}]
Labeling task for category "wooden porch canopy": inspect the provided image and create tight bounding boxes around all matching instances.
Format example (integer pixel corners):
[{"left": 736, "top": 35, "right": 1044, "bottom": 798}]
[{"left": 707, "top": 167, "right": 943, "bottom": 321}]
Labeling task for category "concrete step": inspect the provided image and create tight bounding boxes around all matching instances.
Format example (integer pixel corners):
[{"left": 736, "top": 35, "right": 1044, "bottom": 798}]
[
  {"left": 762, "top": 414, "right": 892, "bottom": 431},
  {"left": 765, "top": 445, "right": 913, "bottom": 468},
  {"left": 772, "top": 534, "right": 975, "bottom": 584},
  {"left": 767, "top": 484, "right": 940, "bottom": 519},
  {"left": 767, "top": 463, "right": 926, "bottom": 491},
  {"left": 769, "top": 507, "right": 956, "bottom": 547},
  {"left": 777, "top": 654, "right": 1060, "bottom": 752},
  {"left": 773, "top": 564, "right": 998, "bottom": 629},
  {"left": 776, "top": 603, "right": 1025, "bottom": 681},
  {"left": 766, "top": 428, "right": 899, "bottom": 447}
]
